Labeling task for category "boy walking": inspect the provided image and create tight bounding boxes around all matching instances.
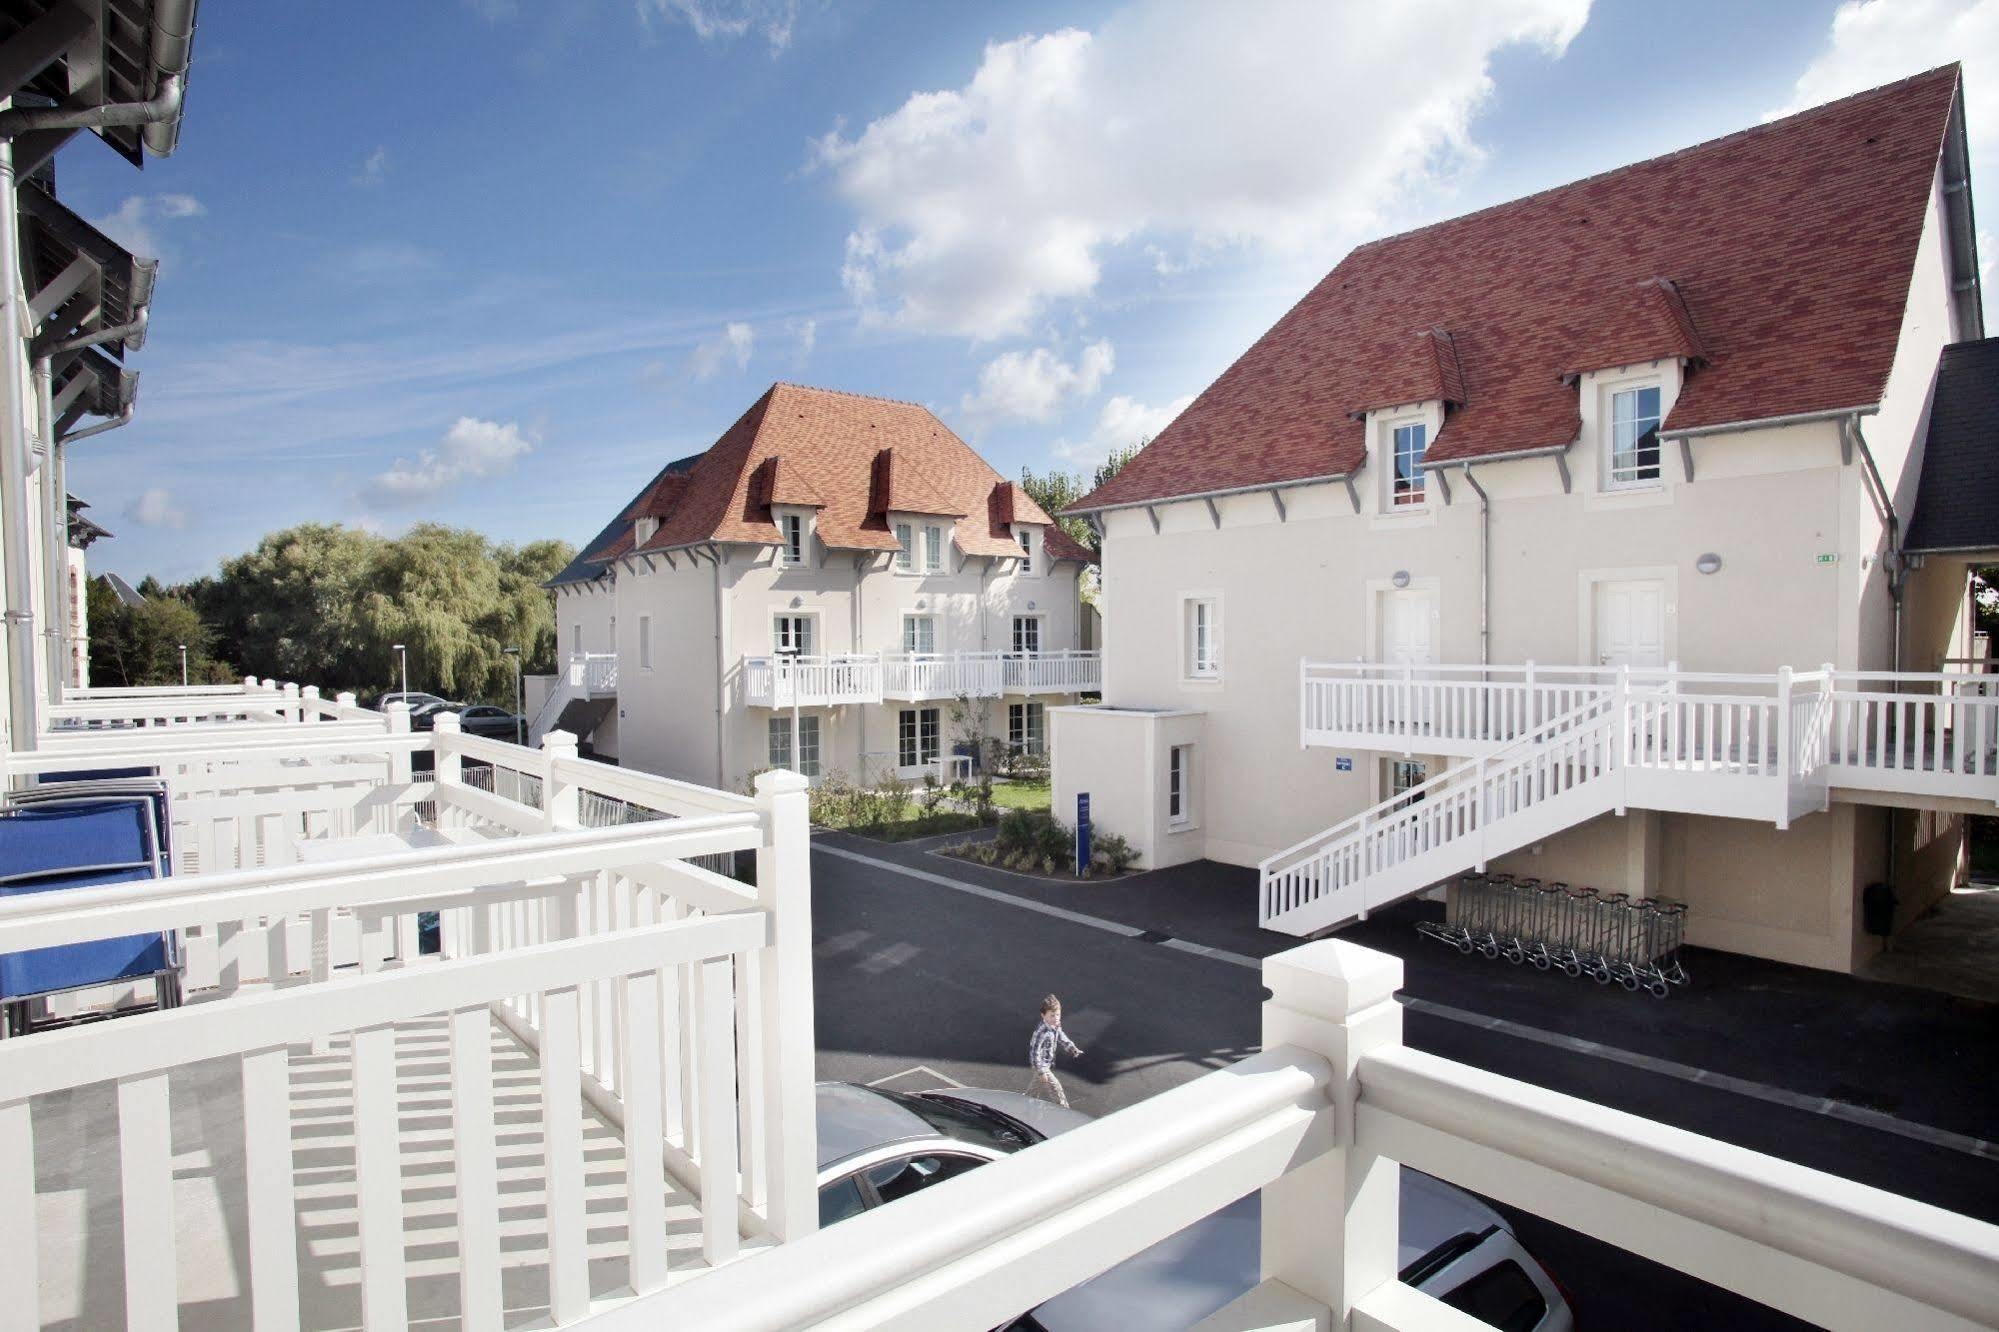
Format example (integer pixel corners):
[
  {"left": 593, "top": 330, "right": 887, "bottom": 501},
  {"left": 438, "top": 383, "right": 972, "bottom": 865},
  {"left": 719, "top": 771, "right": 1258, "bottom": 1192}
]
[{"left": 1026, "top": 994, "right": 1083, "bottom": 1108}]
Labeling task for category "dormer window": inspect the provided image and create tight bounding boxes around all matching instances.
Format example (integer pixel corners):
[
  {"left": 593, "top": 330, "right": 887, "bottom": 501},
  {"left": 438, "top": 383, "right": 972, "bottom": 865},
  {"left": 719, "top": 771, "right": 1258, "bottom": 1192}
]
[
  {"left": 1607, "top": 385, "right": 1663, "bottom": 489},
  {"left": 924, "top": 524, "right": 944, "bottom": 573},
  {"left": 779, "top": 512, "right": 806, "bottom": 567},
  {"left": 895, "top": 522, "right": 914, "bottom": 572},
  {"left": 634, "top": 516, "right": 658, "bottom": 546},
  {"left": 1017, "top": 526, "right": 1035, "bottom": 575},
  {"left": 1391, "top": 422, "right": 1427, "bottom": 507}
]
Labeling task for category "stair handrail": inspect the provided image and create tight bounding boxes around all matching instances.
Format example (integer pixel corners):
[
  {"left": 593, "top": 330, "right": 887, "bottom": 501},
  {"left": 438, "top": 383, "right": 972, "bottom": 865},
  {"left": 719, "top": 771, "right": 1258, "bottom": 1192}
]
[{"left": 1259, "top": 683, "right": 1635, "bottom": 880}]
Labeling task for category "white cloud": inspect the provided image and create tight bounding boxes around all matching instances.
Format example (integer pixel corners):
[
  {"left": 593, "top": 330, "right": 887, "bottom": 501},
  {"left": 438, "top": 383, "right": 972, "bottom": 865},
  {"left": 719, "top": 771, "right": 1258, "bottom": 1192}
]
[
  {"left": 961, "top": 339, "right": 1114, "bottom": 426},
  {"left": 688, "top": 321, "right": 756, "bottom": 379},
  {"left": 365, "top": 416, "right": 535, "bottom": 505},
  {"left": 1774, "top": 0, "right": 1995, "bottom": 281},
  {"left": 814, "top": 0, "right": 1589, "bottom": 339},
  {"left": 791, "top": 316, "right": 817, "bottom": 360},
  {"left": 636, "top": 0, "right": 797, "bottom": 52},
  {"left": 353, "top": 145, "right": 390, "bottom": 187},
  {"left": 1053, "top": 392, "right": 1193, "bottom": 466},
  {"left": 91, "top": 193, "right": 205, "bottom": 260},
  {"left": 125, "top": 487, "right": 188, "bottom": 529}
]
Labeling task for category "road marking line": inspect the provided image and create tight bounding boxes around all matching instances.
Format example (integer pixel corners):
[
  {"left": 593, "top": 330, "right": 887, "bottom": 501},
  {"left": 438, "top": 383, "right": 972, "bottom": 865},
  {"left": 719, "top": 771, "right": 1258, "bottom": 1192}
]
[
  {"left": 814, "top": 842, "right": 1149, "bottom": 939},
  {"left": 815, "top": 842, "right": 1998, "bottom": 1163},
  {"left": 866, "top": 1064, "right": 965, "bottom": 1090}
]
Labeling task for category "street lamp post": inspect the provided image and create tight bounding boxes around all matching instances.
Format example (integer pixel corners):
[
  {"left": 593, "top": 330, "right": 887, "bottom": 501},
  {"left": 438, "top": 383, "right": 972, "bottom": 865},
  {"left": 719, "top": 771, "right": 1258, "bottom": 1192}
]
[
  {"left": 393, "top": 643, "right": 408, "bottom": 699},
  {"left": 178, "top": 644, "right": 187, "bottom": 687},
  {"left": 503, "top": 646, "right": 523, "bottom": 746}
]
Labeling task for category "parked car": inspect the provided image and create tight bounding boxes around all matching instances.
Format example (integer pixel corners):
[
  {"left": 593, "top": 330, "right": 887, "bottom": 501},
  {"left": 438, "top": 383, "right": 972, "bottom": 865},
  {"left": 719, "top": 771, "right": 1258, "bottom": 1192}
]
[
  {"left": 406, "top": 699, "right": 461, "bottom": 731},
  {"left": 813, "top": 1081, "right": 1572, "bottom": 1332},
  {"left": 366, "top": 690, "right": 450, "bottom": 714},
  {"left": 452, "top": 704, "right": 523, "bottom": 741}
]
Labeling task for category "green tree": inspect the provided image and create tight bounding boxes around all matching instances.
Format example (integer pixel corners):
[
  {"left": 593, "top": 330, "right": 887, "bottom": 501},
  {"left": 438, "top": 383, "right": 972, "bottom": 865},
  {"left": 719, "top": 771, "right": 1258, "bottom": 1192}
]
[
  {"left": 88, "top": 582, "right": 231, "bottom": 687},
  {"left": 1019, "top": 438, "right": 1142, "bottom": 554}
]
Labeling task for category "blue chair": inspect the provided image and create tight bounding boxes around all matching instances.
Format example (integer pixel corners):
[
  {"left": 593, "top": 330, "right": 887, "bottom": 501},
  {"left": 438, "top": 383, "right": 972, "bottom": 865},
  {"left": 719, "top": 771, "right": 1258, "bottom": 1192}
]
[
  {"left": 16, "top": 773, "right": 173, "bottom": 877},
  {"left": 0, "top": 798, "right": 180, "bottom": 1037}
]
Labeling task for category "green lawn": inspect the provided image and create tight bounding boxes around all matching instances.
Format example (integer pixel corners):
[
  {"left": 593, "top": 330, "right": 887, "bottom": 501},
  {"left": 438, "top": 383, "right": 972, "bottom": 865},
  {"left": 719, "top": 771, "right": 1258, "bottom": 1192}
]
[{"left": 988, "top": 777, "right": 1052, "bottom": 813}]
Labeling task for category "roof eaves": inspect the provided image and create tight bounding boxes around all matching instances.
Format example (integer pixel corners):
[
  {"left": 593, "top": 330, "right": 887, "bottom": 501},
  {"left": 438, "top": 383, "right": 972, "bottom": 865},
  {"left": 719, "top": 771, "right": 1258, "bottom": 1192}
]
[{"left": 1064, "top": 468, "right": 1360, "bottom": 517}]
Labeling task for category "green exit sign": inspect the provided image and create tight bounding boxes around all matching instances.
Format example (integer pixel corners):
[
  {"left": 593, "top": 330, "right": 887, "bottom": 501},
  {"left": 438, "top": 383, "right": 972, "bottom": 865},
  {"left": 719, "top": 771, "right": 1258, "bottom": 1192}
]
[{"left": 1817, "top": 553, "right": 1840, "bottom": 564}]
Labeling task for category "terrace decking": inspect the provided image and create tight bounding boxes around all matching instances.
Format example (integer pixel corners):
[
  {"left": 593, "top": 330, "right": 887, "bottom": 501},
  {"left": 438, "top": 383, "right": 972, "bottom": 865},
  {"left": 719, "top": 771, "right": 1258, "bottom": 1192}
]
[{"left": 32, "top": 1009, "right": 753, "bottom": 1331}]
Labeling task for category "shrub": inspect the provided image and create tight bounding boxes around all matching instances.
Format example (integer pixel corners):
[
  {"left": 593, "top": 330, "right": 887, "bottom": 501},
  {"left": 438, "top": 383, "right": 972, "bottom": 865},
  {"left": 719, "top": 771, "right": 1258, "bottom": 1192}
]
[
  {"left": 1092, "top": 831, "right": 1138, "bottom": 875},
  {"left": 996, "top": 807, "right": 1038, "bottom": 855},
  {"left": 1034, "top": 814, "right": 1073, "bottom": 867},
  {"left": 808, "top": 770, "right": 855, "bottom": 826},
  {"left": 875, "top": 773, "right": 913, "bottom": 825},
  {"left": 918, "top": 775, "right": 948, "bottom": 815}
]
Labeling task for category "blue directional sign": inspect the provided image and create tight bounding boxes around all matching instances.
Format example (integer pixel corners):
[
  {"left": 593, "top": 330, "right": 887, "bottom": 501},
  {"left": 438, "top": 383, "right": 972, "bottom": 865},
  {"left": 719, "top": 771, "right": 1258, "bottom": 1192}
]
[
  {"left": 1335, "top": 756, "right": 1354, "bottom": 772},
  {"left": 1076, "top": 792, "right": 1092, "bottom": 874}
]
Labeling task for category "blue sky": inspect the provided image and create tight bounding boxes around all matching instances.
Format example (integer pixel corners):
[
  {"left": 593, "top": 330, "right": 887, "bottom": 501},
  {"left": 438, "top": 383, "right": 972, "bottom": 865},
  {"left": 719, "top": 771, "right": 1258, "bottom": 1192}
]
[{"left": 54, "top": 0, "right": 1996, "bottom": 583}]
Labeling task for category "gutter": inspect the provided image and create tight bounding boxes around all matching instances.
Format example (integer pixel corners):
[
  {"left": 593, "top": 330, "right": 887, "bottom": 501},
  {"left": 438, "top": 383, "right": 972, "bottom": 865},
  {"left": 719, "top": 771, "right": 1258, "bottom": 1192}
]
[
  {"left": 1, "top": 135, "right": 40, "bottom": 746},
  {"left": 1659, "top": 404, "right": 1878, "bottom": 442},
  {"left": 1841, "top": 410, "right": 1907, "bottom": 911},
  {"left": 0, "top": 0, "right": 198, "bottom": 157}
]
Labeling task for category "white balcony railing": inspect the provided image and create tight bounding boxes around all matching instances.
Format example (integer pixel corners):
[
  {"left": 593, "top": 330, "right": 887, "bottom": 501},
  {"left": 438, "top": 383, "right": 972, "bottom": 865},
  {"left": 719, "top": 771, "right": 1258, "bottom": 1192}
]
[
  {"left": 0, "top": 714, "right": 817, "bottom": 1330},
  {"left": 743, "top": 653, "right": 884, "bottom": 707},
  {"left": 746, "top": 650, "right": 1102, "bottom": 707},
  {"left": 44, "top": 675, "right": 387, "bottom": 737},
  {"left": 579, "top": 939, "right": 1999, "bottom": 1332},
  {"left": 1267, "top": 663, "right": 1999, "bottom": 936},
  {"left": 528, "top": 653, "right": 620, "bottom": 744}
]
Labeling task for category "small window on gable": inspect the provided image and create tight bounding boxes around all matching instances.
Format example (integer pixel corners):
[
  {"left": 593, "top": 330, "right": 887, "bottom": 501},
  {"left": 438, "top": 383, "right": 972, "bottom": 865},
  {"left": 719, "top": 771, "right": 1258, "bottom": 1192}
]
[
  {"left": 924, "top": 525, "right": 944, "bottom": 573},
  {"left": 638, "top": 614, "right": 652, "bottom": 669},
  {"left": 778, "top": 512, "right": 807, "bottom": 567},
  {"left": 634, "top": 516, "right": 658, "bottom": 546},
  {"left": 1184, "top": 597, "right": 1220, "bottom": 680},
  {"left": 1017, "top": 527, "right": 1034, "bottom": 575},
  {"left": 895, "top": 522, "right": 914, "bottom": 572},
  {"left": 1607, "top": 385, "right": 1663, "bottom": 489},
  {"left": 1391, "top": 422, "right": 1427, "bottom": 508}
]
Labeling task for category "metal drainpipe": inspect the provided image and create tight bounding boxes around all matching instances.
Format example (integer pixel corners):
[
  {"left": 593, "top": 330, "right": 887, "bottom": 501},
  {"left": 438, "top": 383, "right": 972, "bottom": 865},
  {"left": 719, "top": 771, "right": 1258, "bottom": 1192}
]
[
  {"left": 1462, "top": 463, "right": 1492, "bottom": 740},
  {"left": 0, "top": 0, "right": 198, "bottom": 154},
  {"left": 711, "top": 555, "right": 726, "bottom": 787},
  {"left": 0, "top": 133, "right": 42, "bottom": 750},
  {"left": 1843, "top": 413, "right": 1906, "bottom": 899}
]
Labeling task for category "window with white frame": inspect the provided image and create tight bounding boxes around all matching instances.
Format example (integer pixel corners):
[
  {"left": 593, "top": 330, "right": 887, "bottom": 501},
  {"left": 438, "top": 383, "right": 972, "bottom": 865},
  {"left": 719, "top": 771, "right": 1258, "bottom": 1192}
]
[
  {"left": 1183, "top": 596, "right": 1219, "bottom": 679},
  {"left": 638, "top": 615, "right": 652, "bottom": 669},
  {"left": 924, "top": 524, "right": 944, "bottom": 572},
  {"left": 635, "top": 515, "right": 658, "bottom": 546},
  {"left": 1017, "top": 527, "right": 1035, "bottom": 574},
  {"left": 895, "top": 522, "right": 915, "bottom": 572},
  {"left": 903, "top": 613, "right": 936, "bottom": 655},
  {"left": 899, "top": 707, "right": 941, "bottom": 769},
  {"left": 779, "top": 512, "right": 807, "bottom": 567},
  {"left": 767, "top": 714, "right": 823, "bottom": 777},
  {"left": 1390, "top": 421, "right": 1427, "bottom": 507},
  {"left": 1607, "top": 384, "right": 1663, "bottom": 489},
  {"left": 1168, "top": 744, "right": 1193, "bottom": 826},
  {"left": 1008, "top": 701, "right": 1046, "bottom": 755},
  {"left": 1387, "top": 758, "right": 1427, "bottom": 811},
  {"left": 1012, "top": 615, "right": 1041, "bottom": 656},
  {"left": 571, "top": 622, "right": 581, "bottom": 656},
  {"left": 773, "top": 613, "right": 814, "bottom": 656}
]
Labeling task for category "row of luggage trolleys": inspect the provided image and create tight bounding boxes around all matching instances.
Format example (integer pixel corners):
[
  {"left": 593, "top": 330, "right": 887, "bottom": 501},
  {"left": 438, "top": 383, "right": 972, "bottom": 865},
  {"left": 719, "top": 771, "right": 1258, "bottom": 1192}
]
[{"left": 1417, "top": 872, "right": 1690, "bottom": 998}]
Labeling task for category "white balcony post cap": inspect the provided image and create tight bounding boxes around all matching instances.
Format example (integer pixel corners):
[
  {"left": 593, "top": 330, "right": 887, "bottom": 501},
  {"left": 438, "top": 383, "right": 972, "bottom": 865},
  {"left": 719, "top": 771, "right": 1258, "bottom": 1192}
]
[
  {"left": 1263, "top": 940, "right": 1403, "bottom": 1021},
  {"left": 541, "top": 728, "right": 578, "bottom": 754},
  {"left": 432, "top": 709, "right": 461, "bottom": 733},
  {"left": 755, "top": 769, "right": 810, "bottom": 798}
]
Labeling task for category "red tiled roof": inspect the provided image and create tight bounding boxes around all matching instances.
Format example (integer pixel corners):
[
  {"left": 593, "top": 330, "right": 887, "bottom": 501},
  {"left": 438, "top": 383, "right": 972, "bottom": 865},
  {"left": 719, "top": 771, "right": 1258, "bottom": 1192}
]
[
  {"left": 568, "top": 384, "right": 1095, "bottom": 572},
  {"left": 1078, "top": 66, "right": 1963, "bottom": 510}
]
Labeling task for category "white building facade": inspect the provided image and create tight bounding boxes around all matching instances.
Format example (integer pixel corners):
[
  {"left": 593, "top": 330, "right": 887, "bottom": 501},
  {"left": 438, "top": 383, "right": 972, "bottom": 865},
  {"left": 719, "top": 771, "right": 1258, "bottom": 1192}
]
[
  {"left": 540, "top": 383, "right": 1099, "bottom": 791},
  {"left": 1058, "top": 68, "right": 1990, "bottom": 973}
]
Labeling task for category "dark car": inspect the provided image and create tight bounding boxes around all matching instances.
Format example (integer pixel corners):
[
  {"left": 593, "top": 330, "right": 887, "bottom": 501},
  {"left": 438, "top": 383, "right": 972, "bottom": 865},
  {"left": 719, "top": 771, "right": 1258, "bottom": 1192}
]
[
  {"left": 452, "top": 704, "right": 523, "bottom": 741},
  {"left": 366, "top": 690, "right": 450, "bottom": 714},
  {"left": 813, "top": 1081, "right": 1572, "bottom": 1331}
]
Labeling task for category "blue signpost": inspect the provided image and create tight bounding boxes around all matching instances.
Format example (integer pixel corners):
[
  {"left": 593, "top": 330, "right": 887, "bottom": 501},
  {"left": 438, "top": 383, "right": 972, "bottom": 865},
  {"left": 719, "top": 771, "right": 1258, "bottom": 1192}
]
[
  {"left": 1075, "top": 792, "right": 1092, "bottom": 875},
  {"left": 1335, "top": 756, "right": 1353, "bottom": 772}
]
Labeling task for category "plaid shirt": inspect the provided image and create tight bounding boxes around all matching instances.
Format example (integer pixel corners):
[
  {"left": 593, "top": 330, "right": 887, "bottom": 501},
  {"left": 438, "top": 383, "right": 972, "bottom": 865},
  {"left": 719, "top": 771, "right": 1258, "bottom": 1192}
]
[{"left": 1029, "top": 1019, "right": 1081, "bottom": 1072}]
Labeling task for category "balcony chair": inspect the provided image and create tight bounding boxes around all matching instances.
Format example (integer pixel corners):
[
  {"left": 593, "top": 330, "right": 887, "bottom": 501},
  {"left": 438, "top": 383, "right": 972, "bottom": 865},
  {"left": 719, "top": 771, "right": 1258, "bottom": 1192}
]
[{"left": 0, "top": 796, "right": 180, "bottom": 1038}]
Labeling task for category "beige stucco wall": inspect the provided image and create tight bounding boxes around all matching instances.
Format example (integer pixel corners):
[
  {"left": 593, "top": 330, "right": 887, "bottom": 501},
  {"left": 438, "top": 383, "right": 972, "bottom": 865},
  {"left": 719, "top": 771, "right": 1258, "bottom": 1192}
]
[
  {"left": 556, "top": 518, "right": 1091, "bottom": 790},
  {"left": 1062, "top": 154, "right": 1971, "bottom": 972},
  {"left": 1051, "top": 706, "right": 1207, "bottom": 870}
]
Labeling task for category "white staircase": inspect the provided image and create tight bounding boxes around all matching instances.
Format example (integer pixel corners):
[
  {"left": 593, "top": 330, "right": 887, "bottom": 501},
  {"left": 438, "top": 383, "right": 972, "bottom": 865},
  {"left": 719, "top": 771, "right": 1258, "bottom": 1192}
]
[
  {"left": 1258, "top": 664, "right": 1999, "bottom": 938},
  {"left": 528, "top": 652, "right": 618, "bottom": 746}
]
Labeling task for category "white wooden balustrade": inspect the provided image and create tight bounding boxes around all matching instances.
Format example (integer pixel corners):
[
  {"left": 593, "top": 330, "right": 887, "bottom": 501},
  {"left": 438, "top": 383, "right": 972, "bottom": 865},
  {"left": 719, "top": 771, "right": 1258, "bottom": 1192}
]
[
  {"left": 572, "top": 939, "right": 1999, "bottom": 1332},
  {"left": 528, "top": 654, "right": 620, "bottom": 744},
  {"left": 1267, "top": 663, "right": 1999, "bottom": 937},
  {"left": 745, "top": 650, "right": 1101, "bottom": 707},
  {"left": 0, "top": 715, "right": 818, "bottom": 1330}
]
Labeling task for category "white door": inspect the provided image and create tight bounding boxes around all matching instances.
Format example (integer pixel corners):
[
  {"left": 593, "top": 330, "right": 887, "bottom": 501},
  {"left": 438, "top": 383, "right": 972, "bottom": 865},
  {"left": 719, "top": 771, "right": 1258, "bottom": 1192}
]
[
  {"left": 1594, "top": 580, "right": 1666, "bottom": 667},
  {"left": 1381, "top": 590, "right": 1437, "bottom": 665}
]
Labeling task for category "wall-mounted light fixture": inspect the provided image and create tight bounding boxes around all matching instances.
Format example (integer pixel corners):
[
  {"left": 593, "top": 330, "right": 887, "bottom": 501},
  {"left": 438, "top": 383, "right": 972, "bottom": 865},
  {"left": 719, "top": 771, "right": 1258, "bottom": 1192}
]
[
  {"left": 1695, "top": 553, "right": 1722, "bottom": 575},
  {"left": 1028, "top": 600, "right": 1037, "bottom": 611},
  {"left": 790, "top": 595, "right": 804, "bottom": 608},
  {"left": 1391, "top": 570, "right": 1411, "bottom": 589}
]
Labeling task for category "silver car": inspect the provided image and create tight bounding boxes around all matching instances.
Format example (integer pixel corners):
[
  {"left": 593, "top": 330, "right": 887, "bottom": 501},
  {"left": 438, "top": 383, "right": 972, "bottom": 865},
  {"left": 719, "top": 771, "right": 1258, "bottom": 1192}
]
[{"left": 814, "top": 1081, "right": 1572, "bottom": 1331}]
